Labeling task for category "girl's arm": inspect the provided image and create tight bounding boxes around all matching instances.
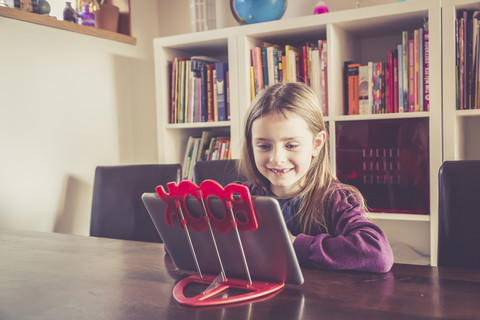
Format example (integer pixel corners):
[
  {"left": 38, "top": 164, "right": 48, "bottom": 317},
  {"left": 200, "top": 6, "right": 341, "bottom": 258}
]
[{"left": 292, "top": 188, "right": 394, "bottom": 273}]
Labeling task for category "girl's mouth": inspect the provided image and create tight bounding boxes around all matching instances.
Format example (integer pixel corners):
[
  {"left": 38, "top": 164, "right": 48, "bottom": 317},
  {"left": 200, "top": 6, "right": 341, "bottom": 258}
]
[{"left": 269, "top": 168, "right": 293, "bottom": 174}]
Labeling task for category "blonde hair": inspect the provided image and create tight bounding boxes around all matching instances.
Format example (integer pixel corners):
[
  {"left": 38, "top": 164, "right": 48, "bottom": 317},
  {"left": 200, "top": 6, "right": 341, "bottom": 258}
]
[{"left": 238, "top": 82, "right": 365, "bottom": 234}]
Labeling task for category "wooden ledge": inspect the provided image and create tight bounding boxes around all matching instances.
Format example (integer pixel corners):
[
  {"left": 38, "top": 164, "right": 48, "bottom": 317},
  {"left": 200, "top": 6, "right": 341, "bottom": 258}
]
[{"left": 0, "top": 6, "right": 136, "bottom": 45}]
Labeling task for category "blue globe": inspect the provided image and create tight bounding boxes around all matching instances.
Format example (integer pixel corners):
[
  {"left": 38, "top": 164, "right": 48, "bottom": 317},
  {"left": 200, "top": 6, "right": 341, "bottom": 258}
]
[{"left": 230, "top": 0, "right": 287, "bottom": 25}]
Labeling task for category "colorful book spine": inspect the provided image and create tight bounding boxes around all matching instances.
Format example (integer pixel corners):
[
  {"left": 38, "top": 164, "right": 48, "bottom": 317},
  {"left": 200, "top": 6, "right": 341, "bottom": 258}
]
[
  {"left": 214, "top": 62, "right": 228, "bottom": 121},
  {"left": 347, "top": 63, "right": 361, "bottom": 115},
  {"left": 261, "top": 47, "right": 269, "bottom": 87},
  {"left": 398, "top": 44, "right": 404, "bottom": 112},
  {"left": 408, "top": 39, "right": 415, "bottom": 112},
  {"left": 206, "top": 64, "right": 214, "bottom": 121},
  {"left": 358, "top": 65, "right": 369, "bottom": 115},
  {"left": 424, "top": 30, "right": 430, "bottom": 111},
  {"left": 419, "top": 28, "right": 424, "bottom": 112},
  {"left": 414, "top": 29, "right": 420, "bottom": 112},
  {"left": 402, "top": 31, "right": 409, "bottom": 112}
]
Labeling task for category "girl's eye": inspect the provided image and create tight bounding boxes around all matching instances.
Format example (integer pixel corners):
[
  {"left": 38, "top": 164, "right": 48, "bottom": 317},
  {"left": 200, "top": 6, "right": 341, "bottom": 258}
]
[
  {"left": 257, "top": 144, "right": 271, "bottom": 150},
  {"left": 286, "top": 143, "right": 299, "bottom": 150}
]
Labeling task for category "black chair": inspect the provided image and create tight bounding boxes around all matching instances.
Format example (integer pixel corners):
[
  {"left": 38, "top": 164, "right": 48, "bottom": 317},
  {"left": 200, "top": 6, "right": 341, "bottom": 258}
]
[
  {"left": 194, "top": 159, "right": 245, "bottom": 186},
  {"left": 90, "top": 164, "right": 181, "bottom": 243},
  {"left": 438, "top": 160, "right": 480, "bottom": 269}
]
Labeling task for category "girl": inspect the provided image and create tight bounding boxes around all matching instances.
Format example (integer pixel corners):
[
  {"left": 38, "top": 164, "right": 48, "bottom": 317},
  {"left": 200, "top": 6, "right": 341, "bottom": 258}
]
[{"left": 238, "top": 82, "right": 394, "bottom": 273}]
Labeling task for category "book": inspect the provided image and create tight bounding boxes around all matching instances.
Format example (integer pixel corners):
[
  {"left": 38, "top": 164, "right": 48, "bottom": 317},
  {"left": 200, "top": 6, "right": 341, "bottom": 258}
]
[
  {"left": 182, "top": 136, "right": 195, "bottom": 179},
  {"left": 261, "top": 46, "right": 269, "bottom": 87},
  {"left": 393, "top": 49, "right": 399, "bottom": 113},
  {"left": 408, "top": 39, "right": 415, "bottom": 112},
  {"left": 402, "top": 31, "right": 409, "bottom": 112},
  {"left": 414, "top": 29, "right": 420, "bottom": 112},
  {"left": 419, "top": 28, "right": 424, "bottom": 112},
  {"left": 347, "top": 63, "right": 361, "bottom": 115},
  {"left": 251, "top": 47, "right": 264, "bottom": 96},
  {"left": 206, "top": 64, "right": 215, "bottom": 121},
  {"left": 215, "top": 62, "right": 228, "bottom": 121},
  {"left": 321, "top": 41, "right": 328, "bottom": 116},
  {"left": 267, "top": 46, "right": 276, "bottom": 87},
  {"left": 358, "top": 65, "right": 369, "bottom": 115},
  {"left": 343, "top": 60, "right": 353, "bottom": 115},
  {"left": 398, "top": 44, "right": 404, "bottom": 112}
]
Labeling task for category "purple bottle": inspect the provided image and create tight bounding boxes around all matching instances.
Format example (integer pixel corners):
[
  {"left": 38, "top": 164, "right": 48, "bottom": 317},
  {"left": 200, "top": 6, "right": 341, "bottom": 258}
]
[{"left": 78, "top": 5, "right": 95, "bottom": 27}]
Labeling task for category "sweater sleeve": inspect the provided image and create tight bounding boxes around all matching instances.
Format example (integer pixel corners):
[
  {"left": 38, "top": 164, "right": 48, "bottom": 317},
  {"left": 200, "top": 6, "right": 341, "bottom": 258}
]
[{"left": 292, "top": 188, "right": 394, "bottom": 273}]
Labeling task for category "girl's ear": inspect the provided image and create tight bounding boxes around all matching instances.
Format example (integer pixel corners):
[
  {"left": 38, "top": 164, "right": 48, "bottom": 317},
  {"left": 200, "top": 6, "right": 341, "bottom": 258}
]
[{"left": 312, "top": 131, "right": 326, "bottom": 157}]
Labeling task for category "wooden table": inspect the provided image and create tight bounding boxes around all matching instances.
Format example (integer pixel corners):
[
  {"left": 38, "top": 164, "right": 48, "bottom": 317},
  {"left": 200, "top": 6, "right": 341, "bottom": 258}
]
[{"left": 1, "top": 229, "right": 480, "bottom": 320}]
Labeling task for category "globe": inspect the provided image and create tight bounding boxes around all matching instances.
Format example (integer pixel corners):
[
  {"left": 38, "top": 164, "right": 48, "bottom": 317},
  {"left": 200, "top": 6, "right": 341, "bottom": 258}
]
[{"left": 230, "top": 0, "right": 287, "bottom": 25}]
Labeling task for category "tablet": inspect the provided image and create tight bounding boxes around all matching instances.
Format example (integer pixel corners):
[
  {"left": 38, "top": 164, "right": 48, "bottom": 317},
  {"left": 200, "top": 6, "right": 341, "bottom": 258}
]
[{"left": 142, "top": 192, "right": 304, "bottom": 285}]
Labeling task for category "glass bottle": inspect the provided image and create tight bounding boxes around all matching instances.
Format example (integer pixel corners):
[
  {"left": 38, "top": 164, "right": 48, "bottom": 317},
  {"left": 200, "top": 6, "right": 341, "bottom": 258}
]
[
  {"left": 63, "top": 2, "right": 78, "bottom": 23},
  {"left": 78, "top": 4, "right": 95, "bottom": 27}
]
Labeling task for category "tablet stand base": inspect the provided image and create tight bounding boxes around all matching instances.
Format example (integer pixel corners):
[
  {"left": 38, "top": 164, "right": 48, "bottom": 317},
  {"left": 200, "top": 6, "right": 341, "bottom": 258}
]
[{"left": 173, "top": 274, "right": 285, "bottom": 307}]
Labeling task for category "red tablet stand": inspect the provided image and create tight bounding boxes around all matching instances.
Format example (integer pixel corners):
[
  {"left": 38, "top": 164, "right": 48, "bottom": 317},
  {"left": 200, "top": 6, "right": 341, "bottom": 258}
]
[{"left": 156, "top": 180, "right": 285, "bottom": 307}]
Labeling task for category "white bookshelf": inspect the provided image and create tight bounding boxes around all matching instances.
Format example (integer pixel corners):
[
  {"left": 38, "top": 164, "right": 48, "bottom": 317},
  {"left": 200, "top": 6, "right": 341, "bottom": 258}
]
[
  {"left": 442, "top": 0, "right": 480, "bottom": 161},
  {"left": 153, "top": 0, "right": 443, "bottom": 265}
]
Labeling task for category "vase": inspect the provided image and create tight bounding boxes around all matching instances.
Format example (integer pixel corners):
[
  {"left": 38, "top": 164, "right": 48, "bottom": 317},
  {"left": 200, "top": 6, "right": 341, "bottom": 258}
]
[
  {"left": 94, "top": 0, "right": 120, "bottom": 32},
  {"left": 63, "top": 2, "right": 78, "bottom": 23},
  {"left": 78, "top": 4, "right": 95, "bottom": 27}
]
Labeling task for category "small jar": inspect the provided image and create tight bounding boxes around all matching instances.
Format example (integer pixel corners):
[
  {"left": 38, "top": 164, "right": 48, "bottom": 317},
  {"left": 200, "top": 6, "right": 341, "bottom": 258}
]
[
  {"left": 63, "top": 2, "right": 78, "bottom": 23},
  {"left": 78, "top": 5, "right": 95, "bottom": 27}
]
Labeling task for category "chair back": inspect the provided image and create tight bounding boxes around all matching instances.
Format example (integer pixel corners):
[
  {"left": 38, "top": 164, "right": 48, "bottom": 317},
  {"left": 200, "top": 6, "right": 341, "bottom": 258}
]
[
  {"left": 194, "top": 160, "right": 244, "bottom": 186},
  {"left": 438, "top": 160, "right": 480, "bottom": 268},
  {"left": 90, "top": 164, "right": 181, "bottom": 242}
]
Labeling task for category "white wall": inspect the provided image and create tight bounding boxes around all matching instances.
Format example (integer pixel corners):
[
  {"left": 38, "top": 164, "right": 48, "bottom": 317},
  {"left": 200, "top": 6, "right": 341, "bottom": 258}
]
[
  {"left": 0, "top": 0, "right": 394, "bottom": 236},
  {"left": 0, "top": 0, "right": 163, "bottom": 235}
]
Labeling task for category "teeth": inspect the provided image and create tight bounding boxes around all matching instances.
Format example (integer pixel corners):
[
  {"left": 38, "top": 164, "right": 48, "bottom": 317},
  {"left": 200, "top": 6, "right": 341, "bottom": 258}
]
[{"left": 271, "top": 168, "right": 291, "bottom": 173}]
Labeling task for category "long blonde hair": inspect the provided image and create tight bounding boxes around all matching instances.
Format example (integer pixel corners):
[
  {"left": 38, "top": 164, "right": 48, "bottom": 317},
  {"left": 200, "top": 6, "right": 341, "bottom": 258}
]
[{"left": 238, "top": 82, "right": 365, "bottom": 234}]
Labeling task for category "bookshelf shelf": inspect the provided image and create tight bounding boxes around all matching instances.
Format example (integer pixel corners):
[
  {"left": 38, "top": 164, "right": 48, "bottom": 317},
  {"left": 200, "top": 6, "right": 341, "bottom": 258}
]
[
  {"left": 333, "top": 112, "right": 430, "bottom": 122},
  {"left": 366, "top": 212, "right": 430, "bottom": 222},
  {"left": 153, "top": 0, "right": 443, "bottom": 266},
  {"left": 166, "top": 121, "right": 231, "bottom": 130},
  {"left": 456, "top": 109, "right": 480, "bottom": 117}
]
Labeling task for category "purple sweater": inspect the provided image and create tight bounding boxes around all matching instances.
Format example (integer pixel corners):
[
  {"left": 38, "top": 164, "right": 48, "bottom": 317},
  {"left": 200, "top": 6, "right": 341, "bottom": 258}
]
[{"left": 244, "top": 182, "right": 394, "bottom": 273}]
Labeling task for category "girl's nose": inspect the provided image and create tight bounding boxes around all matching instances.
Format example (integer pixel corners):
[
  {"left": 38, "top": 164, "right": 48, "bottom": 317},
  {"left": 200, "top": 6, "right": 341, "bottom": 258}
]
[{"left": 269, "top": 147, "right": 287, "bottom": 164}]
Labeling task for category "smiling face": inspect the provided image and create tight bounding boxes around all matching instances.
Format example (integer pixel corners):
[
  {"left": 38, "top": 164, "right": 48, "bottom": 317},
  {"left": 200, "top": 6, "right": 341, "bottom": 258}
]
[{"left": 251, "top": 111, "right": 325, "bottom": 199}]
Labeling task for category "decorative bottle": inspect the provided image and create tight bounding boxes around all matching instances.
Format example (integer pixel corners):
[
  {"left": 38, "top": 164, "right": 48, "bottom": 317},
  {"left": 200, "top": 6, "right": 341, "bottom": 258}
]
[
  {"left": 78, "top": 5, "right": 95, "bottom": 27},
  {"left": 63, "top": 2, "right": 78, "bottom": 23}
]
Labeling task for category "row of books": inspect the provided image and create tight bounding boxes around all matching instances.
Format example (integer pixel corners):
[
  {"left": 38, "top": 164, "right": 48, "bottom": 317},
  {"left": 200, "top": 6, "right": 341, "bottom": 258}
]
[
  {"left": 250, "top": 40, "right": 328, "bottom": 116},
  {"left": 345, "top": 28, "right": 430, "bottom": 115},
  {"left": 170, "top": 56, "right": 230, "bottom": 124},
  {"left": 456, "top": 10, "right": 480, "bottom": 110},
  {"left": 182, "top": 131, "right": 231, "bottom": 180}
]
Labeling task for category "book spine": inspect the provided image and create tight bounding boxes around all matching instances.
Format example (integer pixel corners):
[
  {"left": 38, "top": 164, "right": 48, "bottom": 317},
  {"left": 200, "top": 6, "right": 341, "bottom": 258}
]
[
  {"left": 226, "top": 70, "right": 230, "bottom": 120},
  {"left": 267, "top": 46, "right": 275, "bottom": 87},
  {"left": 402, "top": 31, "right": 409, "bottom": 112},
  {"left": 215, "top": 62, "right": 228, "bottom": 121},
  {"left": 387, "top": 50, "right": 393, "bottom": 113},
  {"left": 419, "top": 28, "right": 424, "bottom": 112},
  {"left": 261, "top": 47, "right": 269, "bottom": 87},
  {"left": 213, "top": 69, "right": 218, "bottom": 121},
  {"left": 424, "top": 30, "right": 430, "bottom": 111},
  {"left": 414, "top": 29, "right": 420, "bottom": 112},
  {"left": 347, "top": 63, "right": 360, "bottom": 115},
  {"left": 206, "top": 64, "right": 214, "bottom": 122},
  {"left": 365, "top": 61, "right": 374, "bottom": 114},
  {"left": 358, "top": 65, "right": 369, "bottom": 115},
  {"left": 321, "top": 41, "right": 328, "bottom": 116},
  {"left": 398, "top": 44, "right": 404, "bottom": 112},
  {"left": 408, "top": 39, "right": 415, "bottom": 112},
  {"left": 200, "top": 62, "right": 208, "bottom": 122},
  {"left": 251, "top": 47, "right": 263, "bottom": 96},
  {"left": 394, "top": 50, "right": 398, "bottom": 113},
  {"left": 170, "top": 58, "right": 177, "bottom": 123}
]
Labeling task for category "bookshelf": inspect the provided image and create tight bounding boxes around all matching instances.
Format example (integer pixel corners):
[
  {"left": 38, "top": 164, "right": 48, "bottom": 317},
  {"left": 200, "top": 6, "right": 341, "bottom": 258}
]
[
  {"left": 443, "top": 0, "right": 480, "bottom": 162},
  {"left": 153, "top": 0, "right": 442, "bottom": 265}
]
